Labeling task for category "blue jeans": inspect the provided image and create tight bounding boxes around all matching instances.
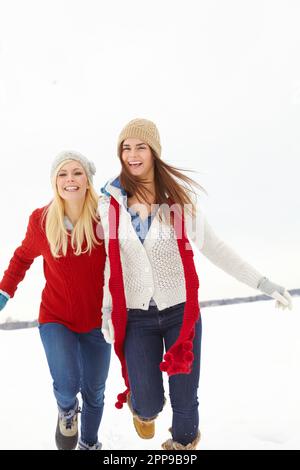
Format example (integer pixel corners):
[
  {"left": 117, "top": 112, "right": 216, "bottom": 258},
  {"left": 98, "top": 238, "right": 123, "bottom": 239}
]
[
  {"left": 125, "top": 302, "right": 201, "bottom": 446},
  {"left": 39, "top": 323, "right": 111, "bottom": 445}
]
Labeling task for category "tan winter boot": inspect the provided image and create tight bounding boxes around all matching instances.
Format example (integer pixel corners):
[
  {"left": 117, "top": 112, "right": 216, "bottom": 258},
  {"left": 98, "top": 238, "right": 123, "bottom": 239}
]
[
  {"left": 126, "top": 393, "right": 156, "bottom": 439},
  {"left": 162, "top": 429, "right": 201, "bottom": 450}
]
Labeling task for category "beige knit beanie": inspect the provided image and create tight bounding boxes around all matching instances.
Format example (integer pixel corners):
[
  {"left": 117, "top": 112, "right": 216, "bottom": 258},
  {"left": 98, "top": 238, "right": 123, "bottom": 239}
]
[{"left": 117, "top": 118, "right": 161, "bottom": 158}]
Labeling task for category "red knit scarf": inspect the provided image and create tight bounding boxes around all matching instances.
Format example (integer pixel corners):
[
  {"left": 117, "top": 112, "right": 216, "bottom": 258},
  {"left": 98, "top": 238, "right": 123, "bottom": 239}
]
[{"left": 108, "top": 197, "right": 200, "bottom": 409}]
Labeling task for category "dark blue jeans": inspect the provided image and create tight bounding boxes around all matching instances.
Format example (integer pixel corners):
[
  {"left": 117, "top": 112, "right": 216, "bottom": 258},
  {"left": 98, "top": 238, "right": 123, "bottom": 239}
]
[
  {"left": 39, "top": 323, "right": 111, "bottom": 445},
  {"left": 125, "top": 302, "right": 201, "bottom": 446}
]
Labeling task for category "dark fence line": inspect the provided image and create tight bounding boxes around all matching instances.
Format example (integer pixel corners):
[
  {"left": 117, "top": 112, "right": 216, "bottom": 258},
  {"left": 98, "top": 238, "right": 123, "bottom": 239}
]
[
  {"left": 1, "top": 288, "right": 299, "bottom": 331},
  {"left": 201, "top": 288, "right": 300, "bottom": 308}
]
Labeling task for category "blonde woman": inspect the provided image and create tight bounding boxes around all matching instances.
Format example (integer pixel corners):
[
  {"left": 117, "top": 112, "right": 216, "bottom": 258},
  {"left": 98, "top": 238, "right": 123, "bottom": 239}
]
[
  {"left": 0, "top": 151, "right": 110, "bottom": 450},
  {"left": 98, "top": 118, "right": 292, "bottom": 450}
]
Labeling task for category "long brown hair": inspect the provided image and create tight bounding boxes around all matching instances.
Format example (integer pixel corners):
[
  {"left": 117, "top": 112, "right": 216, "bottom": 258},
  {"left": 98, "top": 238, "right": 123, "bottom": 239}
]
[{"left": 119, "top": 148, "right": 206, "bottom": 217}]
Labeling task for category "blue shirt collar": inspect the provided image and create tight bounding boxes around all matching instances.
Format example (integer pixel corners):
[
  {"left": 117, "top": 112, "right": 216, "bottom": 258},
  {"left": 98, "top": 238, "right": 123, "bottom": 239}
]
[{"left": 110, "top": 177, "right": 127, "bottom": 196}]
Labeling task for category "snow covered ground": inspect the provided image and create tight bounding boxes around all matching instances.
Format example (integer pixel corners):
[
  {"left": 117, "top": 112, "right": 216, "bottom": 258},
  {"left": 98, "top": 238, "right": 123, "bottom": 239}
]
[{"left": 0, "top": 297, "right": 299, "bottom": 450}]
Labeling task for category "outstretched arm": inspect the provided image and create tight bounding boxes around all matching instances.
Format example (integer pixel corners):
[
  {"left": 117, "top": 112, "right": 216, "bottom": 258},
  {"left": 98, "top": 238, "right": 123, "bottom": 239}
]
[
  {"left": 0, "top": 210, "right": 42, "bottom": 301},
  {"left": 188, "top": 207, "right": 292, "bottom": 310}
]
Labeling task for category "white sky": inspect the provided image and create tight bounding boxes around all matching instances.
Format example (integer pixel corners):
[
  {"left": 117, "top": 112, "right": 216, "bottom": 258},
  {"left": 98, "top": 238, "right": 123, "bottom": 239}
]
[
  {"left": 0, "top": 0, "right": 299, "bottom": 322},
  {"left": 1, "top": 298, "right": 299, "bottom": 450}
]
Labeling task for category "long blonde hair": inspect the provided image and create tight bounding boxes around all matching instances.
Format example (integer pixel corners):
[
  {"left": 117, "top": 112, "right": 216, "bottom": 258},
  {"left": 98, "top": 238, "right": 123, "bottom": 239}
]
[{"left": 44, "top": 159, "right": 100, "bottom": 258}]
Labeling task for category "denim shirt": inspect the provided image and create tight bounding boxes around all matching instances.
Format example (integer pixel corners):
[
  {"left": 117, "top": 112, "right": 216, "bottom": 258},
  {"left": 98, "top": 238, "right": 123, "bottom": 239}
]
[{"left": 101, "top": 177, "right": 157, "bottom": 244}]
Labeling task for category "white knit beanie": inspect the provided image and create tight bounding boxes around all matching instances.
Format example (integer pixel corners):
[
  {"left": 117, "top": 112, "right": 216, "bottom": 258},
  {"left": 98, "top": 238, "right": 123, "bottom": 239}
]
[{"left": 51, "top": 151, "right": 96, "bottom": 182}]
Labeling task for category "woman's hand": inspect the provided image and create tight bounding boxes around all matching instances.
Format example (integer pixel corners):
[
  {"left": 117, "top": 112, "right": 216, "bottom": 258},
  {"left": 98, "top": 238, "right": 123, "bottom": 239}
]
[
  {"left": 258, "top": 277, "right": 293, "bottom": 310},
  {"left": 101, "top": 308, "right": 115, "bottom": 344},
  {"left": 0, "top": 292, "right": 9, "bottom": 311}
]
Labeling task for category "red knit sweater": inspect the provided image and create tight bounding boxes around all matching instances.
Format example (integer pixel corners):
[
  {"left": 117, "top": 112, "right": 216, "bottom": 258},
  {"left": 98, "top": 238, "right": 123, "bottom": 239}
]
[{"left": 0, "top": 207, "right": 106, "bottom": 333}]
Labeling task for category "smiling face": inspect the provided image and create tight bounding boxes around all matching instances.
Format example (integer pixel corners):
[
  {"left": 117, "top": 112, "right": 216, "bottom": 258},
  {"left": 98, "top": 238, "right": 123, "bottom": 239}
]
[
  {"left": 121, "top": 138, "right": 155, "bottom": 180},
  {"left": 56, "top": 160, "right": 88, "bottom": 202}
]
